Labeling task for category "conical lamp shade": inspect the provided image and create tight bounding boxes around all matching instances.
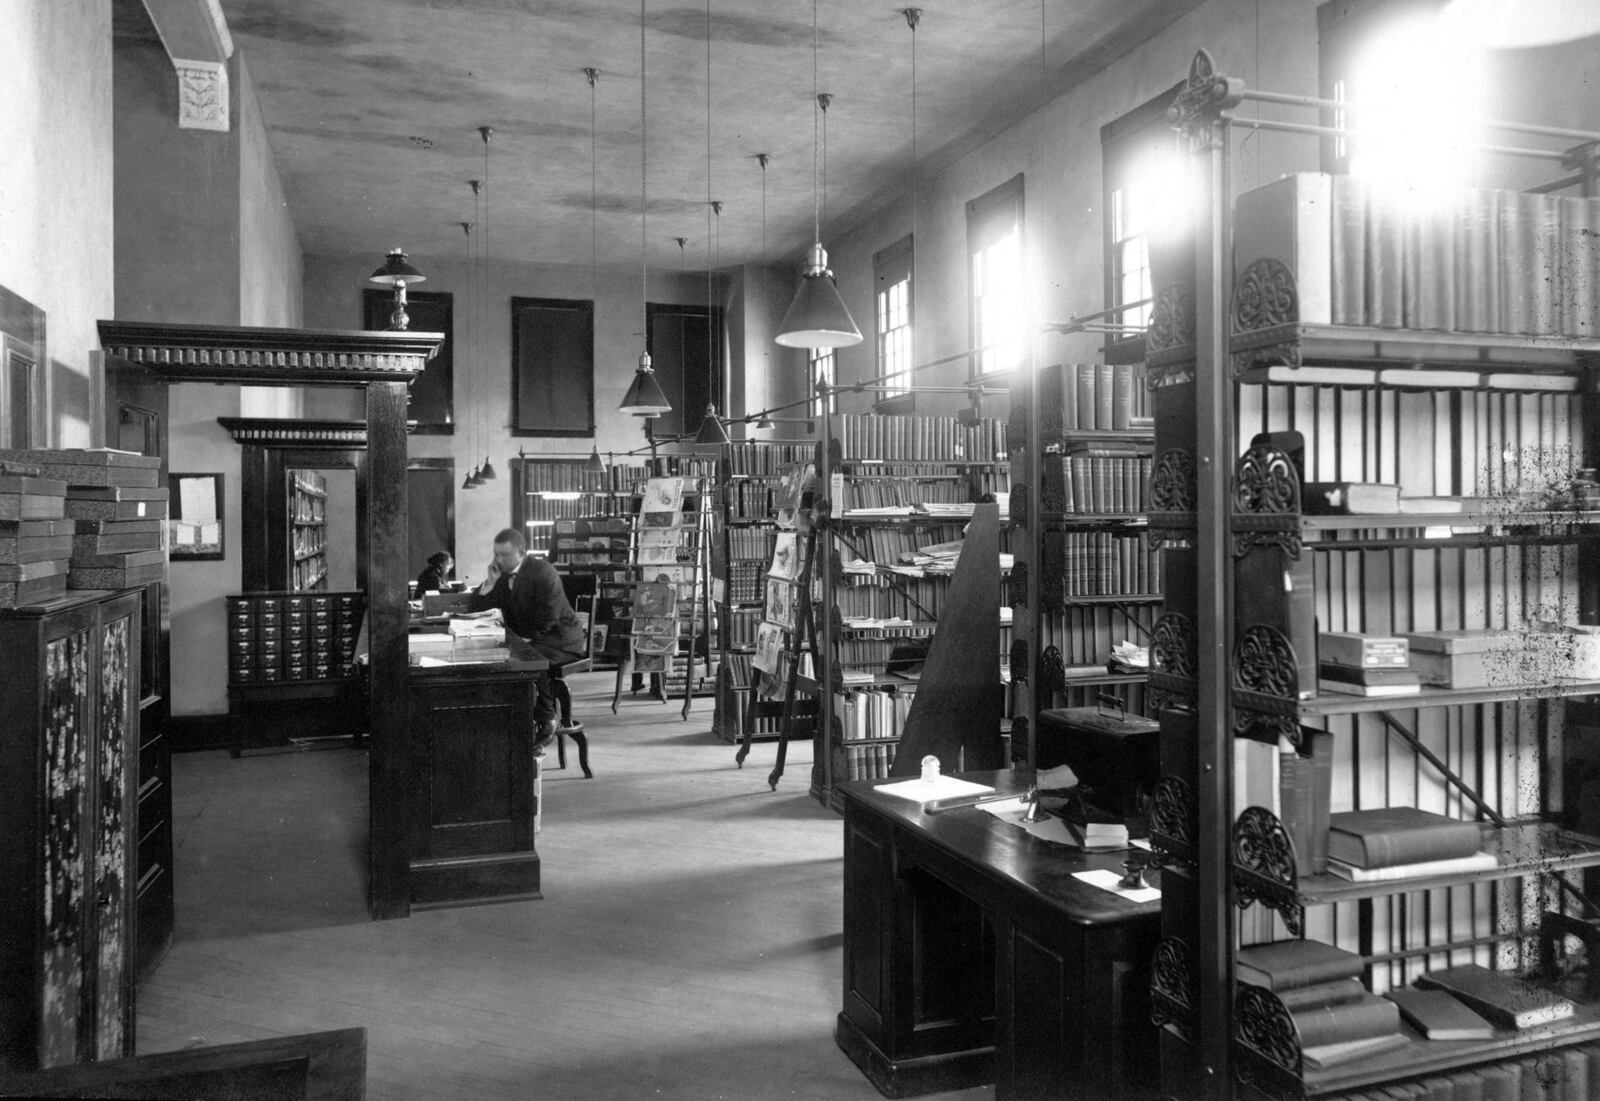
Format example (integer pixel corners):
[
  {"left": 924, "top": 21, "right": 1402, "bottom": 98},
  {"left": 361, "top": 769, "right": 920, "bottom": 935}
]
[
  {"left": 756, "top": 413, "right": 775, "bottom": 430},
  {"left": 584, "top": 446, "right": 607, "bottom": 474},
  {"left": 462, "top": 473, "right": 476, "bottom": 490},
  {"left": 619, "top": 352, "right": 673, "bottom": 415},
  {"left": 775, "top": 244, "right": 862, "bottom": 349},
  {"left": 479, "top": 456, "right": 497, "bottom": 480},
  {"left": 694, "top": 404, "right": 731, "bottom": 447}
]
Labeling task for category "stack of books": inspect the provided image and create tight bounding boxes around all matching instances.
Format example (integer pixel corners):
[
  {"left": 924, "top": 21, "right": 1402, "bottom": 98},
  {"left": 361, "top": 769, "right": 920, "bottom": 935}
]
[
  {"left": 448, "top": 615, "right": 508, "bottom": 663},
  {"left": 1318, "top": 630, "right": 1423, "bottom": 698},
  {"left": 0, "top": 462, "right": 70, "bottom": 608},
  {"left": 1235, "top": 939, "right": 1405, "bottom": 1070},
  {"left": 1325, "top": 806, "right": 1493, "bottom": 882},
  {"left": 1412, "top": 965, "right": 1575, "bottom": 1032}
]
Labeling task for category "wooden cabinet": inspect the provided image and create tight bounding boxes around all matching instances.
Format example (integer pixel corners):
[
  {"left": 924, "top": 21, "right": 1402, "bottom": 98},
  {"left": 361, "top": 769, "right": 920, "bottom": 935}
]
[{"left": 0, "top": 589, "right": 140, "bottom": 1070}]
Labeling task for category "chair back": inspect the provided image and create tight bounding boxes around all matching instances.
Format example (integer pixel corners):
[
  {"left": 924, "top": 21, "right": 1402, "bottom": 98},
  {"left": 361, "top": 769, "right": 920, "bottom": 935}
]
[{"left": 559, "top": 572, "right": 600, "bottom": 664}]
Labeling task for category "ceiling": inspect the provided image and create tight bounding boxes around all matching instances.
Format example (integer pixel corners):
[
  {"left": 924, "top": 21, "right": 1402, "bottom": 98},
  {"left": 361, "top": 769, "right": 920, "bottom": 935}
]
[{"left": 210, "top": 0, "right": 1197, "bottom": 278}]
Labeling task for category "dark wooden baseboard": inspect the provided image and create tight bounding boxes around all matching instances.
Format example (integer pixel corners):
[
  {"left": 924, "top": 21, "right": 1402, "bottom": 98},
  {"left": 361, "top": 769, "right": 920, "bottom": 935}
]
[{"left": 168, "top": 712, "right": 235, "bottom": 753}]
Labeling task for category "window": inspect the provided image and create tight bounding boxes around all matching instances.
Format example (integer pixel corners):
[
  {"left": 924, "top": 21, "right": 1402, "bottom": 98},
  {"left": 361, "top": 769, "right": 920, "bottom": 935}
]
[
  {"left": 873, "top": 235, "right": 914, "bottom": 412},
  {"left": 966, "top": 175, "right": 1024, "bottom": 380},
  {"left": 809, "top": 346, "right": 836, "bottom": 419},
  {"left": 510, "top": 296, "right": 594, "bottom": 437},
  {"left": 1100, "top": 84, "right": 1185, "bottom": 358},
  {"left": 645, "top": 303, "right": 720, "bottom": 441}
]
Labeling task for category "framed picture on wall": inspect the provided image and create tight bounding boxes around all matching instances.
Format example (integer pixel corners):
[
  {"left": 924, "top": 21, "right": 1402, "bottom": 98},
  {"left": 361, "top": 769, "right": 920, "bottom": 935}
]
[
  {"left": 362, "top": 288, "right": 454, "bottom": 434},
  {"left": 169, "top": 472, "right": 224, "bottom": 560},
  {"left": 510, "top": 297, "right": 594, "bottom": 437}
]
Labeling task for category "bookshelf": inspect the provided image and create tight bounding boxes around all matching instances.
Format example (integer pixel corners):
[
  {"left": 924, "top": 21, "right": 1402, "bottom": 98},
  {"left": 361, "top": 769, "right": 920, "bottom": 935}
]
[
  {"left": 510, "top": 456, "right": 644, "bottom": 556},
  {"left": 712, "top": 440, "right": 815, "bottom": 745},
  {"left": 803, "top": 411, "right": 1010, "bottom": 812},
  {"left": 1008, "top": 361, "right": 1159, "bottom": 773},
  {"left": 287, "top": 469, "right": 327, "bottom": 592},
  {"left": 1145, "top": 50, "right": 1600, "bottom": 1101}
]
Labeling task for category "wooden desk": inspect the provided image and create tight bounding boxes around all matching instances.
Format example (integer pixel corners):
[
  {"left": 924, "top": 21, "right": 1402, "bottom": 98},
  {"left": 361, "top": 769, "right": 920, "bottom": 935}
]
[
  {"left": 836, "top": 772, "right": 1162, "bottom": 1101},
  {"left": 403, "top": 651, "right": 548, "bottom": 908}
]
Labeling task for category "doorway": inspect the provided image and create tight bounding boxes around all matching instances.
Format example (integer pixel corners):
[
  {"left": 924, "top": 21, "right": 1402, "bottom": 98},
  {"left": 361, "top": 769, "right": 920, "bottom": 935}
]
[{"left": 407, "top": 458, "right": 455, "bottom": 585}]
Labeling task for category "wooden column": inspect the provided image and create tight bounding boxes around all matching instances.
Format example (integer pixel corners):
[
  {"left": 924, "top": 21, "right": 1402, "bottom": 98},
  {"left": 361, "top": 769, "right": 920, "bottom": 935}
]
[{"left": 366, "top": 381, "right": 410, "bottom": 919}]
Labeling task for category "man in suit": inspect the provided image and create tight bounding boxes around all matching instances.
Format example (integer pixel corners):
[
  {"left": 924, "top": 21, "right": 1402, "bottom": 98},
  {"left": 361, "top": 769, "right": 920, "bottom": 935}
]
[{"left": 469, "top": 528, "right": 586, "bottom": 748}]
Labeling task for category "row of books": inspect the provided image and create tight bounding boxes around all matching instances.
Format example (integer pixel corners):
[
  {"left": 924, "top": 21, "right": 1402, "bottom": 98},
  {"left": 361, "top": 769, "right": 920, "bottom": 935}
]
[
  {"left": 833, "top": 635, "right": 930, "bottom": 669},
  {"left": 721, "top": 441, "right": 815, "bottom": 477},
  {"left": 835, "top": 475, "right": 980, "bottom": 511},
  {"left": 834, "top": 686, "right": 915, "bottom": 743},
  {"left": 1323, "top": 1049, "right": 1596, "bottom": 1101},
  {"left": 1029, "top": 361, "right": 1149, "bottom": 436},
  {"left": 830, "top": 413, "right": 1008, "bottom": 463},
  {"left": 1040, "top": 453, "right": 1151, "bottom": 515},
  {"left": 834, "top": 523, "right": 966, "bottom": 570},
  {"left": 517, "top": 461, "right": 638, "bottom": 495},
  {"left": 1235, "top": 172, "right": 1600, "bottom": 339},
  {"left": 833, "top": 741, "right": 899, "bottom": 781},
  {"left": 722, "top": 606, "right": 762, "bottom": 649},
  {"left": 725, "top": 480, "right": 786, "bottom": 521},
  {"left": 834, "top": 575, "right": 951, "bottom": 622},
  {"left": 726, "top": 526, "right": 777, "bottom": 561},
  {"left": 1041, "top": 531, "right": 1163, "bottom": 602},
  {"left": 724, "top": 560, "right": 765, "bottom": 604}
]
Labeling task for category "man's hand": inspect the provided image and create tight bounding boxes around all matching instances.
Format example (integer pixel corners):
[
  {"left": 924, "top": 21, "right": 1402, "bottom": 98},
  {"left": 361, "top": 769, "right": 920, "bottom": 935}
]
[{"left": 478, "top": 560, "right": 501, "bottom": 595}]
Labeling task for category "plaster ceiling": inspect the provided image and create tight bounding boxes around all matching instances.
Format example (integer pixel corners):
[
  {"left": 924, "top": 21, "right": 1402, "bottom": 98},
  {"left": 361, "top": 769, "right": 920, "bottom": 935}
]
[{"left": 213, "top": 0, "right": 1199, "bottom": 278}]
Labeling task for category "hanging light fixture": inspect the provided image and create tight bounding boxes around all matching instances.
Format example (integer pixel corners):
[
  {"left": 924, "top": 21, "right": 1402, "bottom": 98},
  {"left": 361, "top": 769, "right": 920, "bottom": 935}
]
[
  {"left": 755, "top": 412, "right": 776, "bottom": 430},
  {"left": 694, "top": 402, "right": 731, "bottom": 447},
  {"left": 584, "top": 66, "right": 607, "bottom": 480},
  {"left": 367, "top": 249, "right": 427, "bottom": 332},
  {"left": 464, "top": 169, "right": 485, "bottom": 489},
  {"left": 775, "top": 0, "right": 861, "bottom": 349},
  {"left": 476, "top": 125, "right": 497, "bottom": 482},
  {"left": 459, "top": 215, "right": 478, "bottom": 490},
  {"left": 620, "top": 0, "right": 674, "bottom": 418}
]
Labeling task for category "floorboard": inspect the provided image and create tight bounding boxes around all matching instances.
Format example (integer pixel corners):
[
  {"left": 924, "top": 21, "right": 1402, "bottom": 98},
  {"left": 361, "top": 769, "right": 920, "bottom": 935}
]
[{"left": 137, "top": 671, "right": 993, "bottom": 1100}]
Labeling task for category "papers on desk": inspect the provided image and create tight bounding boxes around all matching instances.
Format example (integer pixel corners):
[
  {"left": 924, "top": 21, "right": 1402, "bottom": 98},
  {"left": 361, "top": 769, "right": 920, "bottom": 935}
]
[
  {"left": 979, "top": 798, "right": 1082, "bottom": 844},
  {"left": 876, "top": 775, "right": 995, "bottom": 803},
  {"left": 1074, "top": 868, "right": 1161, "bottom": 904}
]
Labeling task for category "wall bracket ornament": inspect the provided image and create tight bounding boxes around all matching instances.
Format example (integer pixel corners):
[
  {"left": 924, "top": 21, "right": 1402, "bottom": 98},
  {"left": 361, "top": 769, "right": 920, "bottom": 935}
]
[
  {"left": 1233, "top": 805, "right": 1305, "bottom": 935},
  {"left": 1232, "top": 258, "right": 1299, "bottom": 336},
  {"left": 176, "top": 60, "right": 229, "bottom": 132},
  {"left": 1149, "top": 936, "right": 1199, "bottom": 1042}
]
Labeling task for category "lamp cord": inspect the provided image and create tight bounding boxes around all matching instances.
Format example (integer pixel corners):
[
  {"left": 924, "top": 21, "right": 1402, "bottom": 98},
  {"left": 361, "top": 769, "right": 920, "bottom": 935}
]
[
  {"left": 811, "top": 0, "right": 820, "bottom": 246},
  {"left": 641, "top": 0, "right": 648, "bottom": 354}
]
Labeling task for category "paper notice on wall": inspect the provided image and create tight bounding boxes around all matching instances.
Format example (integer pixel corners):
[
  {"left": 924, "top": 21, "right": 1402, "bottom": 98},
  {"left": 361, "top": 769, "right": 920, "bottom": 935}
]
[
  {"left": 200, "top": 522, "right": 220, "bottom": 546},
  {"left": 180, "top": 480, "right": 217, "bottom": 522}
]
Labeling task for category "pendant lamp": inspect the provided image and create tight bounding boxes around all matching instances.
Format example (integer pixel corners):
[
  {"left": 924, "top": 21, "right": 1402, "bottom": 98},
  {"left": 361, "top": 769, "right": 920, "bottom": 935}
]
[
  {"left": 775, "top": 0, "right": 861, "bottom": 349},
  {"left": 584, "top": 446, "right": 608, "bottom": 475},
  {"left": 475, "top": 126, "right": 497, "bottom": 482},
  {"left": 694, "top": 403, "right": 731, "bottom": 447},
  {"left": 621, "top": 0, "right": 673, "bottom": 417}
]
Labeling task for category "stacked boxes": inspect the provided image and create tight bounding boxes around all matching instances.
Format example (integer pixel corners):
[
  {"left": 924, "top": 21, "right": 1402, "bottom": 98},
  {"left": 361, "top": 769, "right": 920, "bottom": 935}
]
[
  {"left": 226, "top": 591, "right": 365, "bottom": 683},
  {"left": 0, "top": 463, "right": 71, "bottom": 607},
  {"left": 0, "top": 448, "right": 169, "bottom": 596}
]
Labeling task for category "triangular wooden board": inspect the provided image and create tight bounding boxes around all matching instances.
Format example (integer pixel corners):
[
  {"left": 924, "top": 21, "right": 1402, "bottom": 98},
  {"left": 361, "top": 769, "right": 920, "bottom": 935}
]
[{"left": 888, "top": 502, "right": 1005, "bottom": 776}]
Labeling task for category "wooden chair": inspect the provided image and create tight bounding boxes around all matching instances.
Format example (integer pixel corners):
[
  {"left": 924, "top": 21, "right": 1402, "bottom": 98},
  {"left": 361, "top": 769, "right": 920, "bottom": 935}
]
[{"left": 550, "top": 573, "right": 597, "bottom": 778}]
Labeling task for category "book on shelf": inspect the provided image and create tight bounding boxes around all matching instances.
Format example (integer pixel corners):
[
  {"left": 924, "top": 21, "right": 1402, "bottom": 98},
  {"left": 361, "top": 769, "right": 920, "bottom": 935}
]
[
  {"left": 1317, "top": 662, "right": 1422, "bottom": 689},
  {"left": 1301, "top": 481, "right": 1402, "bottom": 515},
  {"left": 1290, "top": 989, "right": 1401, "bottom": 1049},
  {"left": 1330, "top": 173, "right": 1366, "bottom": 326},
  {"left": 1397, "top": 496, "right": 1468, "bottom": 514},
  {"left": 1413, "top": 965, "right": 1575, "bottom": 1031},
  {"left": 1238, "top": 364, "right": 1379, "bottom": 387},
  {"left": 1317, "top": 677, "right": 1421, "bottom": 698},
  {"left": 1326, "top": 806, "right": 1484, "bottom": 868},
  {"left": 1234, "top": 172, "right": 1334, "bottom": 325},
  {"left": 1300, "top": 1031, "right": 1408, "bottom": 1072},
  {"left": 1235, "top": 939, "right": 1365, "bottom": 992},
  {"left": 1384, "top": 986, "right": 1498, "bottom": 1041},
  {"left": 1276, "top": 977, "right": 1369, "bottom": 1013},
  {"left": 1319, "top": 632, "right": 1409, "bottom": 669},
  {"left": 1327, "top": 850, "right": 1496, "bottom": 882}
]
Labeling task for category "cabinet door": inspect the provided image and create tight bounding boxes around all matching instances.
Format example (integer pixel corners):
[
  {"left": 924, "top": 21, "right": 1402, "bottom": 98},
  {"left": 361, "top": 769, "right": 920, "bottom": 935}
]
[
  {"left": 39, "top": 626, "right": 91, "bottom": 1068},
  {"left": 90, "top": 610, "right": 135, "bottom": 1060}
]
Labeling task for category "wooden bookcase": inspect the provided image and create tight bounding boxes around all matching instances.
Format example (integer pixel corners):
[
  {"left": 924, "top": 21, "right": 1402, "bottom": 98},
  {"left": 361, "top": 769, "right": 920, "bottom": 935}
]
[
  {"left": 804, "top": 411, "right": 1010, "bottom": 812},
  {"left": 1146, "top": 50, "right": 1600, "bottom": 1101},
  {"left": 510, "top": 456, "right": 644, "bottom": 556}
]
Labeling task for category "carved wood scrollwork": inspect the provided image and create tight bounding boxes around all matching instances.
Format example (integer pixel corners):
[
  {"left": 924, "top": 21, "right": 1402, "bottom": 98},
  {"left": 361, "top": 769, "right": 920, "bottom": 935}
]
[
  {"left": 1235, "top": 983, "right": 1302, "bottom": 1078},
  {"left": 1234, "top": 443, "right": 1301, "bottom": 517},
  {"left": 1010, "top": 483, "right": 1030, "bottom": 528},
  {"left": 1040, "top": 645, "right": 1066, "bottom": 696},
  {"left": 1008, "top": 639, "right": 1028, "bottom": 684},
  {"left": 1006, "top": 561, "right": 1028, "bottom": 608},
  {"left": 1149, "top": 775, "right": 1197, "bottom": 867},
  {"left": 1233, "top": 805, "right": 1305, "bottom": 936},
  {"left": 1152, "top": 612, "right": 1198, "bottom": 680},
  {"left": 1150, "top": 936, "right": 1199, "bottom": 1040},
  {"left": 1150, "top": 449, "right": 1198, "bottom": 513},
  {"left": 1148, "top": 283, "right": 1196, "bottom": 354},
  {"left": 1231, "top": 338, "right": 1303, "bottom": 381},
  {"left": 1148, "top": 362, "right": 1197, "bottom": 388},
  {"left": 1232, "top": 707, "right": 1305, "bottom": 750},
  {"left": 1233, "top": 623, "right": 1301, "bottom": 701},
  {"left": 1232, "top": 258, "right": 1299, "bottom": 336}
]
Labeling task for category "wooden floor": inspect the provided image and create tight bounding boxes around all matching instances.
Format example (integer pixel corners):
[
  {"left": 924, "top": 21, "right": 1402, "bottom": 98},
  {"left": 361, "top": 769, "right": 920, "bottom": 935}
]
[{"left": 138, "top": 672, "right": 993, "bottom": 1100}]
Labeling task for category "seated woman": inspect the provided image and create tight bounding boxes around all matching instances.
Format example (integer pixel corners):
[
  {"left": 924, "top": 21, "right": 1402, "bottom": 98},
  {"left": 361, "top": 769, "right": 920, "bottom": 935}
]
[{"left": 414, "top": 551, "right": 454, "bottom": 595}]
